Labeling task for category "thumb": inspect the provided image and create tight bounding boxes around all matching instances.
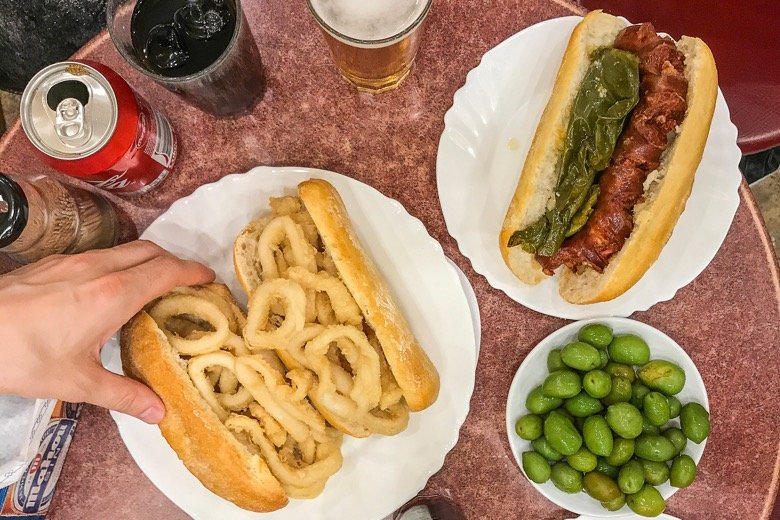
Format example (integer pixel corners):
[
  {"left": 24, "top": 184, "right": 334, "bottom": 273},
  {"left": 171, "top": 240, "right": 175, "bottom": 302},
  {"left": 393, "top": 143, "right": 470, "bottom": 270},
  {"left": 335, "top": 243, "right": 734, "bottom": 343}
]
[{"left": 87, "top": 368, "right": 165, "bottom": 424}]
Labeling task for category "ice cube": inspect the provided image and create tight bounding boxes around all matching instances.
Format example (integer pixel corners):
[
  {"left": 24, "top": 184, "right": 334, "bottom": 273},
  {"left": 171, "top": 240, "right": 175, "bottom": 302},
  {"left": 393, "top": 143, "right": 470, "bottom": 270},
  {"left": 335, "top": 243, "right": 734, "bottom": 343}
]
[
  {"left": 174, "top": 0, "right": 230, "bottom": 41},
  {"left": 144, "top": 23, "right": 190, "bottom": 70}
]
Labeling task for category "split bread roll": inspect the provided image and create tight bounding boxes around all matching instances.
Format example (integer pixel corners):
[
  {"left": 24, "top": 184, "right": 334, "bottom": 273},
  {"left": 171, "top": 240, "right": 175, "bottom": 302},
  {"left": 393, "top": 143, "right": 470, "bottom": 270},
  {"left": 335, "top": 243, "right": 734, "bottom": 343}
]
[
  {"left": 121, "top": 283, "right": 343, "bottom": 512},
  {"left": 234, "top": 179, "right": 440, "bottom": 437},
  {"left": 499, "top": 10, "right": 718, "bottom": 303}
]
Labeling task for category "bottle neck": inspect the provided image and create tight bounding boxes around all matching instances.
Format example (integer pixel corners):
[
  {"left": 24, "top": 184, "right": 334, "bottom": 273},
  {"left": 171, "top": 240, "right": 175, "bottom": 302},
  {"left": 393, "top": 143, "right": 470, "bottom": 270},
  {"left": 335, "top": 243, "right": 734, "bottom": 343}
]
[{"left": 0, "top": 175, "right": 29, "bottom": 249}]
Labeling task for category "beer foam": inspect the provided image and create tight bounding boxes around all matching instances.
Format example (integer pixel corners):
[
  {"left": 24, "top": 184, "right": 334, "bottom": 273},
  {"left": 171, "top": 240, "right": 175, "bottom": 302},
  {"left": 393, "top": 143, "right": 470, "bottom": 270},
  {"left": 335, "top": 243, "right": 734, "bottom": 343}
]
[{"left": 310, "top": 0, "right": 428, "bottom": 42}]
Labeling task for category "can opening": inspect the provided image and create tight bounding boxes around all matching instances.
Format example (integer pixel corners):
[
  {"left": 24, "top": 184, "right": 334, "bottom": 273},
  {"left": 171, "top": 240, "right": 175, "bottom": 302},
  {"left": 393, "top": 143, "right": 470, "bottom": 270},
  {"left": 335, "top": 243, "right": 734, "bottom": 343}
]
[{"left": 46, "top": 80, "right": 90, "bottom": 111}]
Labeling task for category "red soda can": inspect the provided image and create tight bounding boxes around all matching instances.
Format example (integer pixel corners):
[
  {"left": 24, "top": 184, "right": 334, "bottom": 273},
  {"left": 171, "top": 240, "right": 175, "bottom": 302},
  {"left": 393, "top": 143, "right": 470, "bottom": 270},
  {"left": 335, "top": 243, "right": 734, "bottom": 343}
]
[{"left": 20, "top": 61, "right": 177, "bottom": 195}]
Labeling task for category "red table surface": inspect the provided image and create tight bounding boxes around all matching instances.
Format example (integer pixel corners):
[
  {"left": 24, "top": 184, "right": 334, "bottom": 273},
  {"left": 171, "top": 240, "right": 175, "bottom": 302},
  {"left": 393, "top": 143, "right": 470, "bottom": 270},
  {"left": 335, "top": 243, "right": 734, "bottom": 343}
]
[
  {"left": 578, "top": 0, "right": 780, "bottom": 154},
  {"left": 1, "top": 1, "right": 780, "bottom": 519}
]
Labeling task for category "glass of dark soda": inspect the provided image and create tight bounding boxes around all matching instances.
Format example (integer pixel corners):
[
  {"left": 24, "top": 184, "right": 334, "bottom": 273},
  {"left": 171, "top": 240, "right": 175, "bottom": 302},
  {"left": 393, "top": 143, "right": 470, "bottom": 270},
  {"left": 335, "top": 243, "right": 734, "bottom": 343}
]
[{"left": 107, "top": 0, "right": 264, "bottom": 117}]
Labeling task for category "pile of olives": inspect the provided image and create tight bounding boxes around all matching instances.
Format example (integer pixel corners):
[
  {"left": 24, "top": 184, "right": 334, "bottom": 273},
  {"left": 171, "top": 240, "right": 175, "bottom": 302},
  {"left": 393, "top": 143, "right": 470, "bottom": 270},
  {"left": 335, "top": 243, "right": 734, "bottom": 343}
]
[{"left": 515, "top": 323, "right": 710, "bottom": 517}]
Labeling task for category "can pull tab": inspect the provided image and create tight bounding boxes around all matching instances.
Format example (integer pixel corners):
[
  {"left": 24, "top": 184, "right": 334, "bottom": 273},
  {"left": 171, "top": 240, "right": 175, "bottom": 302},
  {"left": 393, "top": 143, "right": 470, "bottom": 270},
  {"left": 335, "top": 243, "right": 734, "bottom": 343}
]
[
  {"left": 46, "top": 80, "right": 92, "bottom": 147},
  {"left": 55, "top": 98, "right": 88, "bottom": 141}
]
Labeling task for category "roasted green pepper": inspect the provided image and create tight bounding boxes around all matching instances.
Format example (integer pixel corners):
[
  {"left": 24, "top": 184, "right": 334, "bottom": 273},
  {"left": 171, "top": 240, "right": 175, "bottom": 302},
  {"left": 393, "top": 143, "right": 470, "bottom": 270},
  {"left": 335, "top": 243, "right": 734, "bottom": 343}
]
[{"left": 508, "top": 48, "right": 640, "bottom": 255}]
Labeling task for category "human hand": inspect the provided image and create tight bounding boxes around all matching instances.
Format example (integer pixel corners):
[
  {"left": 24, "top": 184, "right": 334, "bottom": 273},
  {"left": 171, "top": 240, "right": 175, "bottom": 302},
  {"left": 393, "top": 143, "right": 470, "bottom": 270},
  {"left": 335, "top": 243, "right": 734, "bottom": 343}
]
[{"left": 0, "top": 240, "right": 215, "bottom": 424}]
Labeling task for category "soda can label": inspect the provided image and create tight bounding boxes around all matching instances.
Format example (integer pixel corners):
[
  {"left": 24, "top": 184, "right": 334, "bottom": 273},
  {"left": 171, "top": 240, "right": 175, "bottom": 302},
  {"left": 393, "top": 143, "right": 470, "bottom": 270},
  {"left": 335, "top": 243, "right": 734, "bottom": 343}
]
[{"left": 87, "top": 95, "right": 177, "bottom": 194}]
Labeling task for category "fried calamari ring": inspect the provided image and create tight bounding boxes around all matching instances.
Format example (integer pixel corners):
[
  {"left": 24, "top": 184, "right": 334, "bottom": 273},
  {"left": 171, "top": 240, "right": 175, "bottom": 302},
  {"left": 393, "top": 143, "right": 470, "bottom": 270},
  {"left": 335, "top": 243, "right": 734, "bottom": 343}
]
[
  {"left": 287, "top": 267, "right": 362, "bottom": 327},
  {"left": 245, "top": 279, "right": 307, "bottom": 350},
  {"left": 225, "top": 412, "right": 342, "bottom": 499},
  {"left": 304, "top": 325, "right": 382, "bottom": 417},
  {"left": 257, "top": 216, "right": 317, "bottom": 280},
  {"left": 188, "top": 351, "right": 249, "bottom": 421},
  {"left": 234, "top": 355, "right": 330, "bottom": 444},
  {"left": 149, "top": 294, "right": 230, "bottom": 356},
  {"left": 171, "top": 285, "right": 246, "bottom": 334}
]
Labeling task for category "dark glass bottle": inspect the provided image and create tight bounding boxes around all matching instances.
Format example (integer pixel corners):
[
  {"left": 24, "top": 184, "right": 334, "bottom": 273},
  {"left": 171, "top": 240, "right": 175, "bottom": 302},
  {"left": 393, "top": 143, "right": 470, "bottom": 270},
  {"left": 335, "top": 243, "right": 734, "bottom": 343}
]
[{"left": 0, "top": 174, "right": 118, "bottom": 263}]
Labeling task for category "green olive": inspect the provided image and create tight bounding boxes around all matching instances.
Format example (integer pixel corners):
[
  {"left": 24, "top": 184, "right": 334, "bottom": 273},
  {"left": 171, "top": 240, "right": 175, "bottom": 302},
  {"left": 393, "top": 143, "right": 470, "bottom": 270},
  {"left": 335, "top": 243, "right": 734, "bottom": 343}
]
[
  {"left": 605, "top": 362, "right": 637, "bottom": 383},
  {"left": 638, "top": 360, "right": 686, "bottom": 396},
  {"left": 642, "top": 392, "right": 671, "bottom": 427},
  {"left": 670, "top": 454, "right": 697, "bottom": 488},
  {"left": 642, "top": 416, "right": 660, "bottom": 435},
  {"left": 627, "top": 484, "right": 666, "bottom": 516},
  {"left": 601, "top": 493, "right": 626, "bottom": 511},
  {"left": 542, "top": 370, "right": 582, "bottom": 399},
  {"left": 595, "top": 458, "right": 620, "bottom": 480},
  {"left": 638, "top": 458, "right": 670, "bottom": 485},
  {"left": 583, "top": 471, "right": 622, "bottom": 502},
  {"left": 583, "top": 370, "right": 612, "bottom": 399},
  {"left": 602, "top": 376, "right": 633, "bottom": 406},
  {"left": 526, "top": 386, "right": 564, "bottom": 414},
  {"left": 544, "top": 411, "right": 582, "bottom": 456},
  {"left": 605, "top": 437, "right": 635, "bottom": 466},
  {"left": 631, "top": 382, "right": 651, "bottom": 409},
  {"left": 606, "top": 403, "right": 644, "bottom": 439},
  {"left": 680, "top": 402, "right": 710, "bottom": 444},
  {"left": 662, "top": 427, "right": 687, "bottom": 455},
  {"left": 561, "top": 341, "right": 602, "bottom": 371},
  {"left": 608, "top": 334, "right": 650, "bottom": 365},
  {"left": 531, "top": 437, "right": 563, "bottom": 462},
  {"left": 667, "top": 395, "right": 682, "bottom": 419},
  {"left": 515, "top": 414, "right": 543, "bottom": 440},
  {"left": 599, "top": 349, "right": 610, "bottom": 369},
  {"left": 565, "top": 392, "right": 604, "bottom": 417},
  {"left": 568, "top": 447, "right": 598, "bottom": 472},
  {"left": 578, "top": 323, "right": 613, "bottom": 349},
  {"left": 547, "top": 348, "right": 566, "bottom": 372},
  {"left": 550, "top": 462, "right": 583, "bottom": 493},
  {"left": 583, "top": 415, "right": 614, "bottom": 457},
  {"left": 522, "top": 451, "right": 552, "bottom": 483},
  {"left": 634, "top": 434, "right": 677, "bottom": 462},
  {"left": 618, "top": 460, "right": 645, "bottom": 494}
]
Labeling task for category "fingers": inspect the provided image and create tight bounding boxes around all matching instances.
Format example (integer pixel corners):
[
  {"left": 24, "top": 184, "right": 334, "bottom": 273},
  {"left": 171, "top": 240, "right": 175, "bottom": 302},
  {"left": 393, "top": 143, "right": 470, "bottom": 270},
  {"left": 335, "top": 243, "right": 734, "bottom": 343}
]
[
  {"left": 100, "top": 252, "right": 216, "bottom": 316},
  {"left": 10, "top": 241, "right": 175, "bottom": 285},
  {"left": 86, "top": 368, "right": 166, "bottom": 424}
]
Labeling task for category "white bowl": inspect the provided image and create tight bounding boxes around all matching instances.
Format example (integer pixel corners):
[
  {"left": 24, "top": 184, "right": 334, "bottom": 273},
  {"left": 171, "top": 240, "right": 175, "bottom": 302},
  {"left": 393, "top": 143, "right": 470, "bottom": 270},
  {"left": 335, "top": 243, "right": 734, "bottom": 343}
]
[{"left": 505, "top": 318, "right": 709, "bottom": 517}]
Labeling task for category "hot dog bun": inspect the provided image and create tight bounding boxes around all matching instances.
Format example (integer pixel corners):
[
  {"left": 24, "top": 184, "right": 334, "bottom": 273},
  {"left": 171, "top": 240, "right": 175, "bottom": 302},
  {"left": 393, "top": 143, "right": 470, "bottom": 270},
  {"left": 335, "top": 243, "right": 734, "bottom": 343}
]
[
  {"left": 234, "top": 179, "right": 440, "bottom": 417},
  {"left": 121, "top": 285, "right": 289, "bottom": 513},
  {"left": 499, "top": 11, "right": 718, "bottom": 303},
  {"left": 298, "top": 179, "right": 440, "bottom": 412}
]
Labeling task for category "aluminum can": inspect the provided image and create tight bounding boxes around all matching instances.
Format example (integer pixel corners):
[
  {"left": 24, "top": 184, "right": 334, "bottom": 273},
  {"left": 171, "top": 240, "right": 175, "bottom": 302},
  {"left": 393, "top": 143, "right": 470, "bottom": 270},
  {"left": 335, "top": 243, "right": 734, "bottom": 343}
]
[{"left": 20, "top": 61, "right": 177, "bottom": 195}]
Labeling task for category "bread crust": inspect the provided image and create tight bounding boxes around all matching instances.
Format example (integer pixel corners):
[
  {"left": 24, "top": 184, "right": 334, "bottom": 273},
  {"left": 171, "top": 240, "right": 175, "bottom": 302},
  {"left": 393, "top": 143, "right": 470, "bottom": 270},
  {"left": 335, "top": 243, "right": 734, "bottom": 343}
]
[
  {"left": 298, "top": 179, "right": 440, "bottom": 412},
  {"left": 120, "top": 288, "right": 288, "bottom": 512},
  {"left": 499, "top": 11, "right": 718, "bottom": 303}
]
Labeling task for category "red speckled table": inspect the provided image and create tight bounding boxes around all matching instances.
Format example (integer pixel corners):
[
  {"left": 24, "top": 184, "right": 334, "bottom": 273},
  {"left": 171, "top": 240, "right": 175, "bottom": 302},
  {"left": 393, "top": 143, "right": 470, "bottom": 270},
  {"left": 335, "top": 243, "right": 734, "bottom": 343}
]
[{"left": 2, "top": 1, "right": 780, "bottom": 519}]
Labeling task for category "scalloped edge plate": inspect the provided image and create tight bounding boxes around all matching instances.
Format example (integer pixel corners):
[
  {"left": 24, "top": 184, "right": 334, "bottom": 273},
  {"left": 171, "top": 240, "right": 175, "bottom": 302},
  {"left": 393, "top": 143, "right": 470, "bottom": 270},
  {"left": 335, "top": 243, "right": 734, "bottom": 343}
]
[
  {"left": 436, "top": 16, "right": 742, "bottom": 319},
  {"left": 101, "top": 166, "right": 478, "bottom": 520}
]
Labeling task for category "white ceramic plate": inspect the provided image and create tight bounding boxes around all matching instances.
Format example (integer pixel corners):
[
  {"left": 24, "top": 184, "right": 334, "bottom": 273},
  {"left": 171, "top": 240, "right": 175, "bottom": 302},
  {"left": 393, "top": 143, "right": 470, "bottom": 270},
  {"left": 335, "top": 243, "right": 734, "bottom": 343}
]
[
  {"left": 101, "top": 166, "right": 478, "bottom": 520},
  {"left": 506, "top": 318, "right": 709, "bottom": 517},
  {"left": 437, "top": 16, "right": 742, "bottom": 319}
]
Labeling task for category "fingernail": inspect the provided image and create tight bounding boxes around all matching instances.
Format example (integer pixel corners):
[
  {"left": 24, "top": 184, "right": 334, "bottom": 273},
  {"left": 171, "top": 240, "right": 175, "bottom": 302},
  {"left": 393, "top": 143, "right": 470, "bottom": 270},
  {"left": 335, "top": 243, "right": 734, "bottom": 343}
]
[{"left": 139, "top": 405, "right": 165, "bottom": 424}]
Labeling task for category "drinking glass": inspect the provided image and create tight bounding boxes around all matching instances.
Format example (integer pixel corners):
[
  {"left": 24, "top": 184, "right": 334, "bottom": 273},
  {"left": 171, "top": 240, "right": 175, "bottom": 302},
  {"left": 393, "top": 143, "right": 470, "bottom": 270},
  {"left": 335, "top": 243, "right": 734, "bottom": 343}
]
[
  {"left": 107, "top": 0, "right": 264, "bottom": 117},
  {"left": 306, "top": 0, "right": 433, "bottom": 93}
]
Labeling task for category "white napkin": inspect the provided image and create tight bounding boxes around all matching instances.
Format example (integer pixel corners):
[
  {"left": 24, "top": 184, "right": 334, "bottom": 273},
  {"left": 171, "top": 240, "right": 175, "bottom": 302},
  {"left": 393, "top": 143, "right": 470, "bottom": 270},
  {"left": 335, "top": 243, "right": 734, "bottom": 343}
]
[{"left": 0, "top": 395, "right": 56, "bottom": 487}]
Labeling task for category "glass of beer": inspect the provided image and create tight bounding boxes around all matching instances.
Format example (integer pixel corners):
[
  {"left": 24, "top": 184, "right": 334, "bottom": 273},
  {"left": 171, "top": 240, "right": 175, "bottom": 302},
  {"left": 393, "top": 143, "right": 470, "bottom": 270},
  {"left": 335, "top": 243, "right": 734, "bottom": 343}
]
[
  {"left": 107, "top": 0, "right": 265, "bottom": 117},
  {"left": 306, "top": 0, "right": 433, "bottom": 93}
]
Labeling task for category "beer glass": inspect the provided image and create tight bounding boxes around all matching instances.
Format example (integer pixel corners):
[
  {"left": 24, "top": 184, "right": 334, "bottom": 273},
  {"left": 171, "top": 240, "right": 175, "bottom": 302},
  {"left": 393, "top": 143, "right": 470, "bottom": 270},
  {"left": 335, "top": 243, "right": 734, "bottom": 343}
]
[
  {"left": 107, "top": 0, "right": 265, "bottom": 117},
  {"left": 306, "top": 0, "right": 433, "bottom": 93}
]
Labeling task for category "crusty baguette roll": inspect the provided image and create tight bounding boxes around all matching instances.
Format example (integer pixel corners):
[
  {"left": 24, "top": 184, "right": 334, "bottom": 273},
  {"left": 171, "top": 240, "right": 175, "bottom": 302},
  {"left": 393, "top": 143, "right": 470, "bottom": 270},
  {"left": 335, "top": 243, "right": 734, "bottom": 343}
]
[
  {"left": 121, "top": 285, "right": 288, "bottom": 512},
  {"left": 122, "top": 283, "right": 346, "bottom": 510},
  {"left": 299, "top": 179, "right": 440, "bottom": 411},
  {"left": 499, "top": 10, "right": 718, "bottom": 303},
  {"left": 234, "top": 179, "right": 440, "bottom": 416}
]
